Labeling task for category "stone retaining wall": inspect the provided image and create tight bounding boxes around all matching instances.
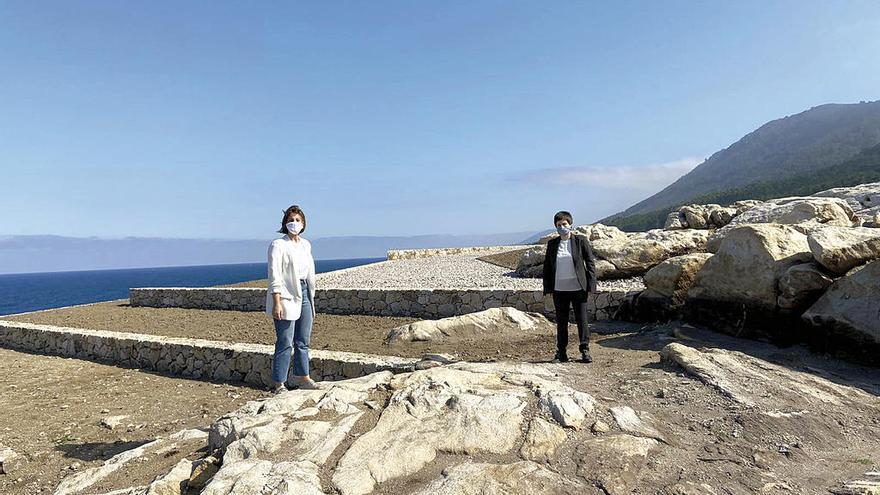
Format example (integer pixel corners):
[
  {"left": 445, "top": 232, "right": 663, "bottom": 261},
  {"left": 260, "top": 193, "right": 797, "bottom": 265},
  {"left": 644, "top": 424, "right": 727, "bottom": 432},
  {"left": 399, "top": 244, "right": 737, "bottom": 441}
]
[
  {"left": 0, "top": 321, "right": 417, "bottom": 387},
  {"left": 129, "top": 287, "right": 633, "bottom": 321},
  {"left": 386, "top": 245, "right": 529, "bottom": 260}
]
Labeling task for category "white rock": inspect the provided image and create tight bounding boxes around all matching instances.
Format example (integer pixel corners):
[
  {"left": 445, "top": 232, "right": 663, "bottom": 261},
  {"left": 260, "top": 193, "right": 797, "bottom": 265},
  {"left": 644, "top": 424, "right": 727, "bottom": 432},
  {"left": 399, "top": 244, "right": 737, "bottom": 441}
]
[
  {"left": 776, "top": 262, "right": 834, "bottom": 310},
  {"left": 812, "top": 182, "right": 880, "bottom": 211},
  {"left": 101, "top": 415, "right": 128, "bottom": 430},
  {"left": 519, "top": 417, "right": 567, "bottom": 462},
  {"left": 609, "top": 406, "right": 667, "bottom": 443},
  {"left": 803, "top": 260, "right": 880, "bottom": 347},
  {"left": 385, "top": 307, "right": 552, "bottom": 344},
  {"left": 412, "top": 461, "right": 575, "bottom": 495},
  {"left": 688, "top": 224, "right": 812, "bottom": 310},
  {"left": 576, "top": 434, "right": 659, "bottom": 495},
  {"left": 807, "top": 226, "right": 880, "bottom": 274},
  {"left": 0, "top": 445, "right": 23, "bottom": 475},
  {"left": 642, "top": 253, "right": 713, "bottom": 306},
  {"left": 332, "top": 367, "right": 529, "bottom": 495},
  {"left": 145, "top": 458, "right": 194, "bottom": 495}
]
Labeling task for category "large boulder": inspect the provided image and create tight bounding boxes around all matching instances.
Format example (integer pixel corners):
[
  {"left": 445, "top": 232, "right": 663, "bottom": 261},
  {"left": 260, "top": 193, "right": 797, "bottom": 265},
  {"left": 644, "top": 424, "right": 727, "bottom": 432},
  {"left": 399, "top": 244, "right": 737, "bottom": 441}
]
[
  {"left": 664, "top": 204, "right": 737, "bottom": 230},
  {"left": 385, "top": 307, "right": 553, "bottom": 344},
  {"left": 592, "top": 229, "right": 710, "bottom": 277},
  {"left": 812, "top": 182, "right": 880, "bottom": 211},
  {"left": 730, "top": 196, "right": 858, "bottom": 227},
  {"left": 802, "top": 260, "right": 880, "bottom": 358},
  {"left": 776, "top": 263, "right": 834, "bottom": 311},
  {"left": 706, "top": 197, "right": 859, "bottom": 252},
  {"left": 332, "top": 367, "right": 531, "bottom": 495},
  {"left": 538, "top": 224, "right": 627, "bottom": 244},
  {"left": 807, "top": 226, "right": 880, "bottom": 274},
  {"left": 515, "top": 245, "right": 546, "bottom": 277},
  {"left": 685, "top": 224, "right": 812, "bottom": 339},
  {"left": 641, "top": 253, "right": 713, "bottom": 307}
]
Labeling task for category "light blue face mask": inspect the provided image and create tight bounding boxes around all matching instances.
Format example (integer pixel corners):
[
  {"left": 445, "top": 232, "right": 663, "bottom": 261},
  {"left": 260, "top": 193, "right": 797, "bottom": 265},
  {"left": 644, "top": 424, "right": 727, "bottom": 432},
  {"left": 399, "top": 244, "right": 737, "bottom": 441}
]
[{"left": 556, "top": 225, "right": 571, "bottom": 236}]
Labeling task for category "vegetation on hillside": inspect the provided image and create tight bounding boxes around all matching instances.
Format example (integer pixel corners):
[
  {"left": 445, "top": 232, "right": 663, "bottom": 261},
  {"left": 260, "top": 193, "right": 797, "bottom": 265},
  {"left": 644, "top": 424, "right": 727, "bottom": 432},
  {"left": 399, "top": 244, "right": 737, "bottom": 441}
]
[
  {"left": 604, "top": 101, "right": 880, "bottom": 224},
  {"left": 603, "top": 143, "right": 880, "bottom": 231}
]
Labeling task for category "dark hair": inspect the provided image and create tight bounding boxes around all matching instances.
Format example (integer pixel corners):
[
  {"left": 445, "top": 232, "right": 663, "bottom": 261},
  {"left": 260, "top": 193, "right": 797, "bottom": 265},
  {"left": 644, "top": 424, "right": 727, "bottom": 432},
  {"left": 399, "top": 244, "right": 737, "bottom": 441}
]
[
  {"left": 553, "top": 210, "right": 573, "bottom": 226},
  {"left": 278, "top": 205, "right": 307, "bottom": 234}
]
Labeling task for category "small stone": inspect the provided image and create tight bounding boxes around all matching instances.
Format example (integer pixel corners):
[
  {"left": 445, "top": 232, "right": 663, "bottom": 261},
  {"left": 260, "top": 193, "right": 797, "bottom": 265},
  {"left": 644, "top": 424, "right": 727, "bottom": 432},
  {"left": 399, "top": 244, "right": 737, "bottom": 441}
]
[
  {"left": 188, "top": 456, "right": 220, "bottom": 489},
  {"left": 0, "top": 446, "right": 24, "bottom": 475},
  {"left": 100, "top": 416, "right": 127, "bottom": 430},
  {"left": 591, "top": 420, "right": 611, "bottom": 433}
]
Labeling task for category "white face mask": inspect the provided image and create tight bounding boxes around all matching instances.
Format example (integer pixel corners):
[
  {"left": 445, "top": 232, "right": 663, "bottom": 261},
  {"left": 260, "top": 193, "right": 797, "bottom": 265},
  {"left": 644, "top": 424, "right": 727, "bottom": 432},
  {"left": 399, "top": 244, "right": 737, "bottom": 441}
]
[{"left": 286, "top": 221, "right": 303, "bottom": 235}]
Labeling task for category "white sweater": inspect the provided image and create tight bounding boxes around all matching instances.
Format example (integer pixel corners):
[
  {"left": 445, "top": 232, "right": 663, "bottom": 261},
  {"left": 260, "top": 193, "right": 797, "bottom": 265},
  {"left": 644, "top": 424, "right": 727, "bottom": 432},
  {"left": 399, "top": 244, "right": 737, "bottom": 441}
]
[{"left": 554, "top": 238, "right": 582, "bottom": 291}]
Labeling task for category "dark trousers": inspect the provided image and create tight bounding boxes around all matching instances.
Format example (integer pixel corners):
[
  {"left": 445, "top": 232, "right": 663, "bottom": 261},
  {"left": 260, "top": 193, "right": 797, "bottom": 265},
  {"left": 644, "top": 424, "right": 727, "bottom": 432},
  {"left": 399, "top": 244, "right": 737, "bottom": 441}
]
[{"left": 552, "top": 290, "right": 590, "bottom": 355}]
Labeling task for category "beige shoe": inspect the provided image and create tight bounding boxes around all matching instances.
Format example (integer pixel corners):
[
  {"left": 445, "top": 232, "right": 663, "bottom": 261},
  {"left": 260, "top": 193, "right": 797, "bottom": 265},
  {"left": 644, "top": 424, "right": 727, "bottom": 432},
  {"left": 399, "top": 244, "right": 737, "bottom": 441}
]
[
  {"left": 295, "top": 378, "right": 321, "bottom": 390},
  {"left": 271, "top": 382, "right": 288, "bottom": 395}
]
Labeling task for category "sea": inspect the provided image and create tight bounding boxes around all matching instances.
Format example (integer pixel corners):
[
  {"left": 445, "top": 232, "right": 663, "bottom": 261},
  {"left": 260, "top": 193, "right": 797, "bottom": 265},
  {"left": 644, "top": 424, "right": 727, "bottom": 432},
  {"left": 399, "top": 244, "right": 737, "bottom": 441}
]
[{"left": 0, "top": 258, "right": 383, "bottom": 316}]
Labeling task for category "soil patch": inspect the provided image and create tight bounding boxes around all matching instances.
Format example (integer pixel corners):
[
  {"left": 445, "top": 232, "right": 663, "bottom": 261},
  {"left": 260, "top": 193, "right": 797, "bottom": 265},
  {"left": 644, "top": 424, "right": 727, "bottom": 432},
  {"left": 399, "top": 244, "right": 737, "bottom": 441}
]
[
  {"left": 0, "top": 347, "right": 266, "bottom": 495},
  {"left": 2, "top": 301, "right": 635, "bottom": 362}
]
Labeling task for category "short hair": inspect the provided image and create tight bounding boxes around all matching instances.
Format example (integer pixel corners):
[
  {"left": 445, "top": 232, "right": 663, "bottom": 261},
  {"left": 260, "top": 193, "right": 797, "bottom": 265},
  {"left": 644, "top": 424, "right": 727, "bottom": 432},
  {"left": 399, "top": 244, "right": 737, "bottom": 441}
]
[
  {"left": 553, "top": 210, "right": 573, "bottom": 226},
  {"left": 278, "top": 205, "right": 307, "bottom": 234}
]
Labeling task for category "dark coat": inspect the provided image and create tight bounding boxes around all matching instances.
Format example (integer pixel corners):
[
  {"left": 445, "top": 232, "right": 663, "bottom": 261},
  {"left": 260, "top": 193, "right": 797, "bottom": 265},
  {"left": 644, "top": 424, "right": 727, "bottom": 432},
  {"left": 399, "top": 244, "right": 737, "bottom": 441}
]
[{"left": 542, "top": 234, "right": 598, "bottom": 295}]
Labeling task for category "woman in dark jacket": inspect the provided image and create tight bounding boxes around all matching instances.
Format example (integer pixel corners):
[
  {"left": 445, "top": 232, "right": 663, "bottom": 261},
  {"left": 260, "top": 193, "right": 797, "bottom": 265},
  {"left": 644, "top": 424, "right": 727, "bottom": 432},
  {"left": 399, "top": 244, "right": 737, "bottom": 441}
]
[{"left": 542, "top": 210, "right": 598, "bottom": 363}]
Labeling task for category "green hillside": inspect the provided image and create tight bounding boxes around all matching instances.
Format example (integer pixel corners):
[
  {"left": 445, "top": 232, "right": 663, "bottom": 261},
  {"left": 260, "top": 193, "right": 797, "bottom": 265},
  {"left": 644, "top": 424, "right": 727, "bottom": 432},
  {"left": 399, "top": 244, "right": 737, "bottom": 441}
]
[
  {"left": 603, "top": 143, "right": 880, "bottom": 231},
  {"left": 602, "top": 101, "right": 880, "bottom": 228}
]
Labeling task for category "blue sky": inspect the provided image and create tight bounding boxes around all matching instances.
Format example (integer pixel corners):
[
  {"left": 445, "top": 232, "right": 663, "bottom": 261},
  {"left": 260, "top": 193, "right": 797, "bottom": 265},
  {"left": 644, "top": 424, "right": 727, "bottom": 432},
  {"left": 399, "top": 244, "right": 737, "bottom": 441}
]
[{"left": 2, "top": 1, "right": 879, "bottom": 240}]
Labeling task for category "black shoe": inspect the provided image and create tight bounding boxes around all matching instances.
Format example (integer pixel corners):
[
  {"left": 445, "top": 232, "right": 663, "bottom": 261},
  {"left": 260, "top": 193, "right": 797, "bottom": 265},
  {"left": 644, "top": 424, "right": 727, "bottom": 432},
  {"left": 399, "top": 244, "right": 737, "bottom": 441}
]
[
  {"left": 579, "top": 349, "right": 593, "bottom": 363},
  {"left": 552, "top": 352, "right": 569, "bottom": 363}
]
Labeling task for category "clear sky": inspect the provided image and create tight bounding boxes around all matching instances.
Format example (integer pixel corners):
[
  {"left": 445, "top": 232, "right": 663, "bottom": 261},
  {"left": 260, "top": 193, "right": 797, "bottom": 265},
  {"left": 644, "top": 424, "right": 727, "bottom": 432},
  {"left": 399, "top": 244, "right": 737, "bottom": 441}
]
[{"left": 2, "top": 1, "right": 879, "bottom": 240}]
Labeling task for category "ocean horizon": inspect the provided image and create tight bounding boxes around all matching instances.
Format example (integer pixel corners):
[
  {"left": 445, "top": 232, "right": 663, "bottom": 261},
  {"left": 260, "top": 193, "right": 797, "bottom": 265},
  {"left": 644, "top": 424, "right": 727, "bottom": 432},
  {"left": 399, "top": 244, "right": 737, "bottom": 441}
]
[{"left": 0, "top": 258, "right": 383, "bottom": 316}]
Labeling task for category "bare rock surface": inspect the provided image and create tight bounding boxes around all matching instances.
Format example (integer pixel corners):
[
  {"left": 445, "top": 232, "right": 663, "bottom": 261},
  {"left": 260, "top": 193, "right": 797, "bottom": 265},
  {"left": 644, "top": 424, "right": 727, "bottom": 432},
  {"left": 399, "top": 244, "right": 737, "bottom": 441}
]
[
  {"left": 807, "top": 225, "right": 880, "bottom": 274},
  {"left": 592, "top": 229, "right": 710, "bottom": 277},
  {"left": 812, "top": 182, "right": 880, "bottom": 211},
  {"left": 384, "top": 307, "right": 552, "bottom": 344},
  {"left": 50, "top": 325, "right": 880, "bottom": 495},
  {"left": 776, "top": 262, "right": 834, "bottom": 310},
  {"left": 688, "top": 224, "right": 812, "bottom": 311},
  {"left": 803, "top": 260, "right": 880, "bottom": 347},
  {"left": 412, "top": 460, "right": 577, "bottom": 495},
  {"left": 642, "top": 253, "right": 712, "bottom": 307},
  {"left": 706, "top": 197, "right": 859, "bottom": 252}
]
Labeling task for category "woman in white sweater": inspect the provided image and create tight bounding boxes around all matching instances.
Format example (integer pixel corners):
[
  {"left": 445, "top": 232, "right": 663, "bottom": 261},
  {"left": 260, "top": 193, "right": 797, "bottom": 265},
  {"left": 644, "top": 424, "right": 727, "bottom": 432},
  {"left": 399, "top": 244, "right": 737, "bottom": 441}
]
[{"left": 266, "top": 205, "right": 318, "bottom": 393}]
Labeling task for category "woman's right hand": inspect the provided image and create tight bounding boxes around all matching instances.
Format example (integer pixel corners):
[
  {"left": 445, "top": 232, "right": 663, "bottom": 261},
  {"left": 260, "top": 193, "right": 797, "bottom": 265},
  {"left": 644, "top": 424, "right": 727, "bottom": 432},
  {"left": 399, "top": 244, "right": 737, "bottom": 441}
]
[{"left": 272, "top": 294, "right": 284, "bottom": 320}]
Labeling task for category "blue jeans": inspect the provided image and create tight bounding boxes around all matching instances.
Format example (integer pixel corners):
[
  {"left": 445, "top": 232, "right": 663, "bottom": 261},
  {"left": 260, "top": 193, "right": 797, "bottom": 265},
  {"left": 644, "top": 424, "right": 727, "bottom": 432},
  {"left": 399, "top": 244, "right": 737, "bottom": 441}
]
[{"left": 271, "top": 280, "right": 313, "bottom": 383}]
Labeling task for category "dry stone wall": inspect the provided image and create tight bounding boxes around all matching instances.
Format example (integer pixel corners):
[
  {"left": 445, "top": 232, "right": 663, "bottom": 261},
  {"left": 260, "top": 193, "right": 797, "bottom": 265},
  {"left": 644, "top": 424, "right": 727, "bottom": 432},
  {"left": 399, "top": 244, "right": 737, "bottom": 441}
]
[
  {"left": 129, "top": 287, "right": 633, "bottom": 321},
  {"left": 0, "top": 321, "right": 417, "bottom": 386}
]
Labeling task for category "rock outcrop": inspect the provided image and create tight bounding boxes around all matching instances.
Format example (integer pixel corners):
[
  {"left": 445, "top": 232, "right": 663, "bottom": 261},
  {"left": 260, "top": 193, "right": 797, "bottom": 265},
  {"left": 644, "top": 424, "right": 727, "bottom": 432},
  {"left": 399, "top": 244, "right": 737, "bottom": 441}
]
[
  {"left": 807, "top": 226, "right": 880, "bottom": 274},
  {"left": 776, "top": 262, "right": 834, "bottom": 311},
  {"left": 688, "top": 224, "right": 811, "bottom": 310},
  {"left": 385, "top": 307, "right": 552, "bottom": 344},
  {"left": 640, "top": 253, "right": 713, "bottom": 308},
  {"left": 802, "top": 260, "right": 880, "bottom": 356},
  {"left": 592, "top": 229, "right": 710, "bottom": 277},
  {"left": 519, "top": 224, "right": 709, "bottom": 280},
  {"left": 685, "top": 224, "right": 812, "bottom": 339},
  {"left": 706, "top": 197, "right": 859, "bottom": 252}
]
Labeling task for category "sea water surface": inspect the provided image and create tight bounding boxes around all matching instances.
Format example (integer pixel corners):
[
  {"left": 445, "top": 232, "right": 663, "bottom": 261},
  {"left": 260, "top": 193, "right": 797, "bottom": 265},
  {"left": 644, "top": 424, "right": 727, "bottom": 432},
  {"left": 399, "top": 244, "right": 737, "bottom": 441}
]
[{"left": 0, "top": 258, "right": 382, "bottom": 316}]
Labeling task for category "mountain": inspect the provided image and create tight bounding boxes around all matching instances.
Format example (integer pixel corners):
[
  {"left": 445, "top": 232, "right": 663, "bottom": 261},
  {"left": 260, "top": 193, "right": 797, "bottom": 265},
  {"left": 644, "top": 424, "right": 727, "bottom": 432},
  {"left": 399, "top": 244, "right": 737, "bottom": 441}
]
[
  {"left": 602, "top": 100, "right": 880, "bottom": 230},
  {"left": 0, "top": 232, "right": 535, "bottom": 274}
]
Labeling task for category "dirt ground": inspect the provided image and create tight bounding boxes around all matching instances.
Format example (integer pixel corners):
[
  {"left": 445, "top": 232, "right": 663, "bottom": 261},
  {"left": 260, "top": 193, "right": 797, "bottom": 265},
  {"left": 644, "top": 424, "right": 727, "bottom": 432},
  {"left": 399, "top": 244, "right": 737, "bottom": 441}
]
[
  {"left": 1, "top": 308, "right": 878, "bottom": 493},
  {"left": 0, "top": 347, "right": 266, "bottom": 495},
  {"left": 3, "top": 301, "right": 635, "bottom": 361}
]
